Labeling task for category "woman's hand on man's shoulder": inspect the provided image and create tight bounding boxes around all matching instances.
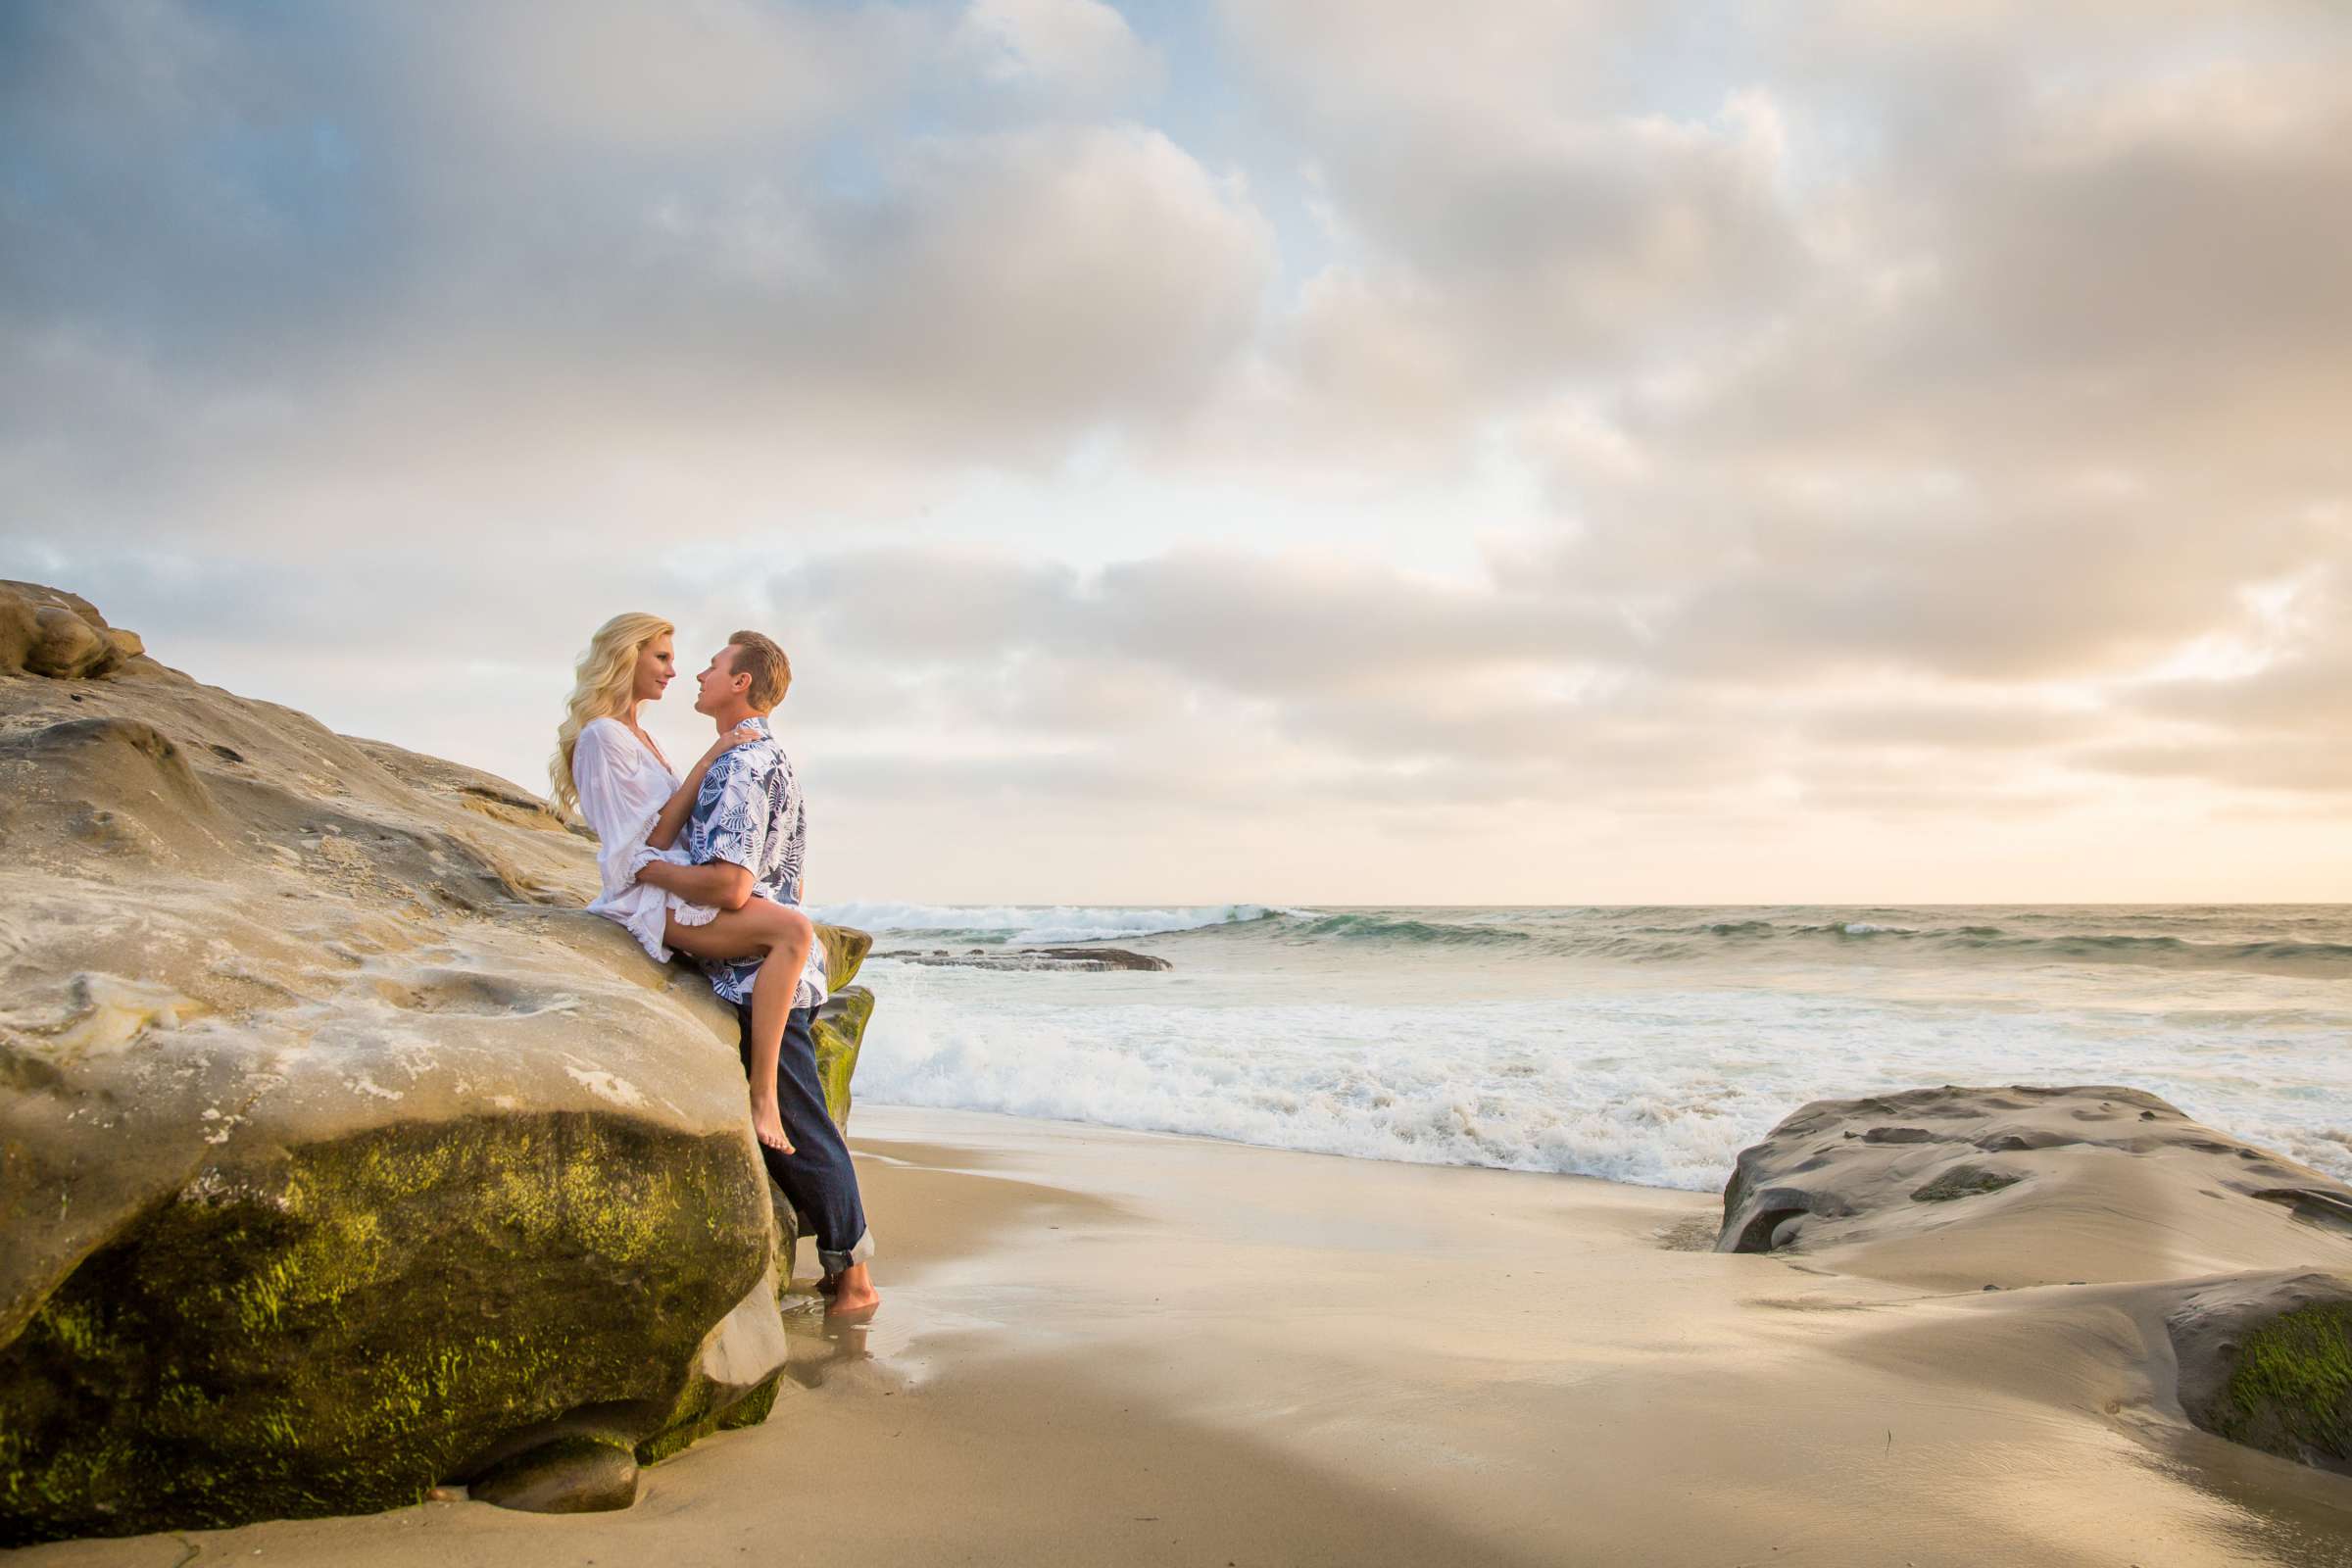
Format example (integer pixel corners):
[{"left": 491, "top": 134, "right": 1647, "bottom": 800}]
[{"left": 704, "top": 722, "right": 763, "bottom": 762}]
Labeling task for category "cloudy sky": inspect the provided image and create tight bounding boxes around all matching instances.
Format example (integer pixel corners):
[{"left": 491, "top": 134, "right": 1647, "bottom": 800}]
[{"left": 5, "top": 0, "right": 2347, "bottom": 903}]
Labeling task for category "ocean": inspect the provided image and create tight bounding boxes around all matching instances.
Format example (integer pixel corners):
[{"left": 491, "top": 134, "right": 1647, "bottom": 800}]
[{"left": 810, "top": 904, "right": 2352, "bottom": 1194}]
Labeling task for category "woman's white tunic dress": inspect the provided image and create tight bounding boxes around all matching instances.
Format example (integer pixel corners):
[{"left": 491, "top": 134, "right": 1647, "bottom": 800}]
[{"left": 570, "top": 716, "right": 719, "bottom": 961}]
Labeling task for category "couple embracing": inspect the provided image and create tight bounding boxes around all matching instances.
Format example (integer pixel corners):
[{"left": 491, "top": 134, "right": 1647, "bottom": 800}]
[{"left": 551, "top": 613, "right": 877, "bottom": 1316}]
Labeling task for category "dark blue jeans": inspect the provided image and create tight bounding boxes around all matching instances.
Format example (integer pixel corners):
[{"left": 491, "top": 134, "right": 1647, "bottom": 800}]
[{"left": 737, "top": 1003, "right": 873, "bottom": 1277}]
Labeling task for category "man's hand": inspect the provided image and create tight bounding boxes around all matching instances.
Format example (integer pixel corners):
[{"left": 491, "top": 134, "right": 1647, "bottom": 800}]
[{"left": 639, "top": 859, "right": 757, "bottom": 911}]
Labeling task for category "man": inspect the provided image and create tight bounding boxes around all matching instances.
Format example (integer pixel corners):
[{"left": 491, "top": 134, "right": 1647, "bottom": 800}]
[{"left": 638, "top": 630, "right": 878, "bottom": 1315}]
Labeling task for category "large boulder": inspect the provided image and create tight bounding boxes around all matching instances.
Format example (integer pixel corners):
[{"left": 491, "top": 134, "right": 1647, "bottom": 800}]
[
  {"left": 1720, "top": 1084, "right": 2352, "bottom": 1478},
  {"left": 1716, "top": 1084, "right": 2352, "bottom": 1290},
  {"left": 0, "top": 584, "right": 876, "bottom": 1544}
]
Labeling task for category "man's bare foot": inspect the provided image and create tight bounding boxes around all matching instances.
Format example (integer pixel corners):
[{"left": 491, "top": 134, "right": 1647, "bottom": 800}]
[
  {"left": 751, "top": 1097, "right": 794, "bottom": 1153},
  {"left": 826, "top": 1263, "right": 879, "bottom": 1316}
]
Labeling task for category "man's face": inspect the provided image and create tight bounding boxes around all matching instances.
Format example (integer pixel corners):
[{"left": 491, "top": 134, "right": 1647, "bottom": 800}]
[{"left": 692, "top": 647, "right": 746, "bottom": 715}]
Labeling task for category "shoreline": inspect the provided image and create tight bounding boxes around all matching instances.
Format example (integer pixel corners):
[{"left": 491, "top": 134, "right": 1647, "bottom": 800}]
[{"left": 19, "top": 1103, "right": 2352, "bottom": 1567}]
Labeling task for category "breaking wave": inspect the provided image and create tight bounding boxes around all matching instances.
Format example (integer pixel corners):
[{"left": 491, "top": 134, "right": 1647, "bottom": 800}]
[
  {"left": 841, "top": 903, "right": 2352, "bottom": 1190},
  {"left": 819, "top": 903, "right": 2352, "bottom": 978}
]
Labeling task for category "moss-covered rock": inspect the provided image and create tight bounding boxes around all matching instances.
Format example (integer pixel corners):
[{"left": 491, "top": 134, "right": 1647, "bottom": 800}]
[
  {"left": 811, "top": 986, "right": 875, "bottom": 1129},
  {"left": 818, "top": 923, "right": 872, "bottom": 992},
  {"left": 0, "top": 1113, "right": 771, "bottom": 1543},
  {"left": 2167, "top": 1270, "right": 2352, "bottom": 1477},
  {"left": 2226, "top": 1304, "right": 2352, "bottom": 1458}
]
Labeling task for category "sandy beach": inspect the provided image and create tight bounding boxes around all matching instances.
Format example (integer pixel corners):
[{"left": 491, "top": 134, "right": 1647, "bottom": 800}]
[{"left": 14, "top": 1104, "right": 2351, "bottom": 1568}]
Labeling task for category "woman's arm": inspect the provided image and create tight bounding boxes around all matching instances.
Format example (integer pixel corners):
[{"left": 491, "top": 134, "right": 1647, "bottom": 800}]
[
  {"left": 570, "top": 721, "right": 631, "bottom": 844},
  {"left": 573, "top": 722, "right": 663, "bottom": 905},
  {"left": 644, "top": 722, "right": 761, "bottom": 852}
]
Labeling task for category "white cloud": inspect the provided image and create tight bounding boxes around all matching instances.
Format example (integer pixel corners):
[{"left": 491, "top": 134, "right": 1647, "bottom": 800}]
[{"left": 4, "top": 0, "right": 2348, "bottom": 898}]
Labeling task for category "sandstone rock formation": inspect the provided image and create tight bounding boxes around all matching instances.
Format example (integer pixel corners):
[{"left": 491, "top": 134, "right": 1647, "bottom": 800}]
[
  {"left": 0, "top": 582, "right": 875, "bottom": 1544},
  {"left": 1719, "top": 1084, "right": 2352, "bottom": 1474},
  {"left": 0, "top": 581, "right": 144, "bottom": 680}
]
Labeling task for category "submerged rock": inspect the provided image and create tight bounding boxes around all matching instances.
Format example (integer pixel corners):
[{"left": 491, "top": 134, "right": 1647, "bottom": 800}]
[
  {"left": 876, "top": 945, "right": 1172, "bottom": 972},
  {"left": 0, "top": 582, "right": 874, "bottom": 1544}
]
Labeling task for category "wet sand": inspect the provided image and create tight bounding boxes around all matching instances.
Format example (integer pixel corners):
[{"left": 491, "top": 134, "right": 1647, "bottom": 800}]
[{"left": 17, "top": 1106, "right": 2352, "bottom": 1567}]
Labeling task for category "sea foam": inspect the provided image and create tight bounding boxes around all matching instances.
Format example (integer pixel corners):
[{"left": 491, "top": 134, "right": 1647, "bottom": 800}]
[{"left": 841, "top": 904, "right": 2352, "bottom": 1193}]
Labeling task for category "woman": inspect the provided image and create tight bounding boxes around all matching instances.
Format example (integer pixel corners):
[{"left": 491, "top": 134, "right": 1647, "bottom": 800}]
[{"left": 552, "top": 612, "right": 814, "bottom": 1154}]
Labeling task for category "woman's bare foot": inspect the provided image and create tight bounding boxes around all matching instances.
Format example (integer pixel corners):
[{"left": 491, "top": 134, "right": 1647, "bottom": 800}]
[
  {"left": 825, "top": 1263, "right": 879, "bottom": 1316},
  {"left": 751, "top": 1096, "right": 794, "bottom": 1153}
]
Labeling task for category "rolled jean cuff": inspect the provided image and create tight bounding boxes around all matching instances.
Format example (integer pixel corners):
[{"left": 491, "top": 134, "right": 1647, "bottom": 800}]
[{"left": 819, "top": 1228, "right": 875, "bottom": 1277}]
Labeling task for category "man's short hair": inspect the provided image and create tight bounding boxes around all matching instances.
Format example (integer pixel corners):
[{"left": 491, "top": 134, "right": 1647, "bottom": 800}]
[{"left": 725, "top": 630, "right": 791, "bottom": 711}]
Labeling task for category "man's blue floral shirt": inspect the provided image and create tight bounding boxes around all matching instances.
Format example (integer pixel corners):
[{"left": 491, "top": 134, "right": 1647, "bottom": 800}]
[{"left": 687, "top": 714, "right": 826, "bottom": 1008}]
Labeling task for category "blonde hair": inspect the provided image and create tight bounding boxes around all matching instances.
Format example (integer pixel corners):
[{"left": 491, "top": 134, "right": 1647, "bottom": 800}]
[
  {"left": 725, "top": 629, "right": 791, "bottom": 711},
  {"left": 550, "top": 612, "right": 673, "bottom": 815}
]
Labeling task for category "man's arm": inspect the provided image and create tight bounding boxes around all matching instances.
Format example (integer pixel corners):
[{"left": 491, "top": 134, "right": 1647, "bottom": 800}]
[{"left": 639, "top": 858, "right": 756, "bottom": 910}]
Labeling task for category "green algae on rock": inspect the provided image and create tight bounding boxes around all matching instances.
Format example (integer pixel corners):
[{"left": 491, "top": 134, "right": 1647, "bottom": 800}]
[
  {"left": 820, "top": 923, "right": 873, "bottom": 993},
  {"left": 812, "top": 985, "right": 875, "bottom": 1129},
  {"left": 2167, "top": 1271, "right": 2352, "bottom": 1476},
  {"left": 2227, "top": 1302, "right": 2352, "bottom": 1460},
  {"left": 0, "top": 1114, "right": 771, "bottom": 1543},
  {"left": 2164, "top": 1276, "right": 2352, "bottom": 1476}
]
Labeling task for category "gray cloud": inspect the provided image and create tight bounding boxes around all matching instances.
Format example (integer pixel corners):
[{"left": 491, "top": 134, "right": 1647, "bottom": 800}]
[{"left": 2, "top": 2, "right": 1268, "bottom": 544}]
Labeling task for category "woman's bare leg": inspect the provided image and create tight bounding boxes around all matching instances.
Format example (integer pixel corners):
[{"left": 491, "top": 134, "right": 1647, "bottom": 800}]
[
  {"left": 663, "top": 900, "right": 817, "bottom": 1154},
  {"left": 738, "top": 945, "right": 805, "bottom": 1152}
]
